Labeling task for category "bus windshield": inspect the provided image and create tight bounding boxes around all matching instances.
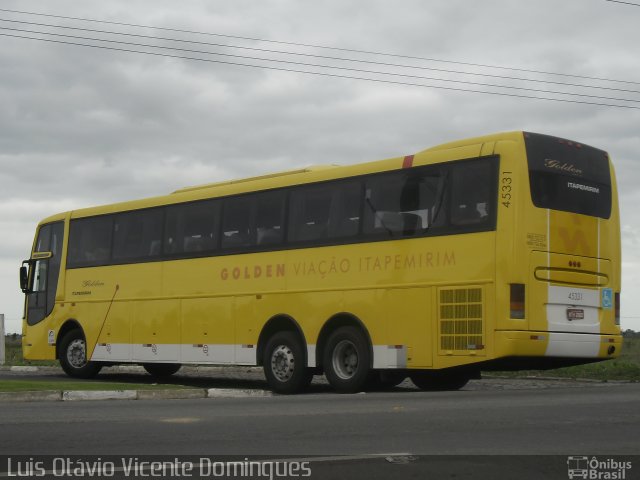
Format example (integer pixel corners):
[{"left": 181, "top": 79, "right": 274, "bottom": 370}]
[{"left": 525, "top": 132, "right": 612, "bottom": 219}]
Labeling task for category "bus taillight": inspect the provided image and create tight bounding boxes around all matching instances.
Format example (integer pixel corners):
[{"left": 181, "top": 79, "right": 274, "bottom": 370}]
[
  {"left": 510, "top": 284, "right": 525, "bottom": 319},
  {"left": 615, "top": 292, "right": 620, "bottom": 326}
]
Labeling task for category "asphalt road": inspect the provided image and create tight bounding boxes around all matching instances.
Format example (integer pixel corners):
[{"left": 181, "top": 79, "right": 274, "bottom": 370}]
[
  {"left": 1, "top": 374, "right": 638, "bottom": 480},
  {"left": 0, "top": 382, "right": 638, "bottom": 456}
]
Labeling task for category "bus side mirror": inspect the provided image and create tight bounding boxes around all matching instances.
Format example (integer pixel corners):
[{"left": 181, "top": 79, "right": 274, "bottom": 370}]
[{"left": 20, "top": 264, "right": 31, "bottom": 294}]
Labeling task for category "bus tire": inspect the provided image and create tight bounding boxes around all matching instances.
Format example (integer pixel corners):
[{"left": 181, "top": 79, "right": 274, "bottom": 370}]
[
  {"left": 409, "top": 371, "right": 470, "bottom": 391},
  {"left": 263, "top": 331, "right": 313, "bottom": 394},
  {"left": 143, "top": 363, "right": 181, "bottom": 378},
  {"left": 323, "top": 326, "right": 371, "bottom": 393},
  {"left": 58, "top": 329, "right": 102, "bottom": 379}
]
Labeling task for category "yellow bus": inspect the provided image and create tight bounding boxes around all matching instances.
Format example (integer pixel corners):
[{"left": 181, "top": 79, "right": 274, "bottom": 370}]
[{"left": 19, "top": 131, "right": 622, "bottom": 393}]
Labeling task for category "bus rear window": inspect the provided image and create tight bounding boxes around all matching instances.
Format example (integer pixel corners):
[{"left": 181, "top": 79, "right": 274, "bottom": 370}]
[{"left": 525, "top": 132, "right": 612, "bottom": 219}]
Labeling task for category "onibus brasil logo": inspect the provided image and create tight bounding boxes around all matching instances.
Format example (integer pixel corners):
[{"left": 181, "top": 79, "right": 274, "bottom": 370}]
[{"left": 567, "top": 456, "right": 632, "bottom": 480}]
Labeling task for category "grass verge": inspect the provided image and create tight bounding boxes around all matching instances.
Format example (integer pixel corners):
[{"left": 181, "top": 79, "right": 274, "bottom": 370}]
[{"left": 0, "top": 379, "right": 188, "bottom": 392}]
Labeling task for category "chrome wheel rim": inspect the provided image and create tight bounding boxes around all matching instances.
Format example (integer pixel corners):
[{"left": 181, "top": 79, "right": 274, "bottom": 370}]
[
  {"left": 332, "top": 340, "right": 358, "bottom": 380},
  {"left": 66, "top": 338, "right": 87, "bottom": 369},
  {"left": 271, "top": 345, "right": 295, "bottom": 382}
]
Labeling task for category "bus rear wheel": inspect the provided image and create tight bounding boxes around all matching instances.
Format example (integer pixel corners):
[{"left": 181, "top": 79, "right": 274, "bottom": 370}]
[
  {"left": 323, "top": 326, "right": 371, "bottom": 393},
  {"left": 263, "top": 331, "right": 313, "bottom": 394},
  {"left": 409, "top": 371, "right": 470, "bottom": 391},
  {"left": 143, "top": 363, "right": 181, "bottom": 378},
  {"left": 58, "top": 329, "right": 102, "bottom": 379}
]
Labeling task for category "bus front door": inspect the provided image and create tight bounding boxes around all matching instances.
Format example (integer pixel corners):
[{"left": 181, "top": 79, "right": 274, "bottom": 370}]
[{"left": 23, "top": 222, "right": 64, "bottom": 327}]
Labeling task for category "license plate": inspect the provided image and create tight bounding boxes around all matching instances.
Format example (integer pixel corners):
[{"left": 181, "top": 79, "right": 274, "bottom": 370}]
[{"left": 567, "top": 308, "right": 585, "bottom": 321}]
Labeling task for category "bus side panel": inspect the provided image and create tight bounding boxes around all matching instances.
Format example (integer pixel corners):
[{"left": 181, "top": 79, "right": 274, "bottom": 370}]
[
  {"left": 382, "top": 287, "right": 432, "bottom": 368},
  {"left": 131, "top": 299, "right": 180, "bottom": 363},
  {"left": 233, "top": 295, "right": 261, "bottom": 365},
  {"left": 91, "top": 302, "right": 132, "bottom": 362},
  {"left": 66, "top": 263, "right": 161, "bottom": 362},
  {"left": 181, "top": 297, "right": 236, "bottom": 364}
]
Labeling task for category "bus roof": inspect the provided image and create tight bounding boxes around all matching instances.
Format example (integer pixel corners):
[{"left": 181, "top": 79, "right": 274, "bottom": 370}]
[{"left": 171, "top": 165, "right": 340, "bottom": 195}]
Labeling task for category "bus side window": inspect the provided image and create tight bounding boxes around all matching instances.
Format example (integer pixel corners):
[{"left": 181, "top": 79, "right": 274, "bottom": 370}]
[
  {"left": 220, "top": 191, "right": 286, "bottom": 250},
  {"left": 33, "top": 224, "right": 51, "bottom": 292},
  {"left": 221, "top": 196, "right": 253, "bottom": 249},
  {"left": 112, "top": 209, "right": 164, "bottom": 262},
  {"left": 327, "top": 181, "right": 362, "bottom": 239},
  {"left": 451, "top": 162, "right": 492, "bottom": 226},
  {"left": 289, "top": 186, "right": 331, "bottom": 243},
  {"left": 364, "top": 168, "right": 441, "bottom": 237},
  {"left": 165, "top": 200, "right": 220, "bottom": 256},
  {"left": 255, "top": 191, "right": 286, "bottom": 246},
  {"left": 288, "top": 181, "right": 361, "bottom": 244},
  {"left": 67, "top": 216, "right": 114, "bottom": 268}
]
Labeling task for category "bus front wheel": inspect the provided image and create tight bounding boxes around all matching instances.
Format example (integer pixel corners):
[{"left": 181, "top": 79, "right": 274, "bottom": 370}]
[
  {"left": 263, "top": 331, "right": 313, "bottom": 394},
  {"left": 58, "top": 329, "right": 102, "bottom": 379},
  {"left": 323, "top": 326, "right": 371, "bottom": 393}
]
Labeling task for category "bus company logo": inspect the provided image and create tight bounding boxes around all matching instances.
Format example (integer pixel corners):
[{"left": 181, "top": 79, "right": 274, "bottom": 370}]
[
  {"left": 220, "top": 252, "right": 456, "bottom": 282},
  {"left": 544, "top": 159, "right": 583, "bottom": 176},
  {"left": 567, "top": 456, "right": 632, "bottom": 479},
  {"left": 220, "top": 263, "right": 286, "bottom": 281}
]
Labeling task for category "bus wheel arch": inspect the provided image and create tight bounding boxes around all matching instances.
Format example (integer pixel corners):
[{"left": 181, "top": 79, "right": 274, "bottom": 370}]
[
  {"left": 257, "top": 314, "right": 308, "bottom": 367},
  {"left": 55, "top": 319, "right": 83, "bottom": 359},
  {"left": 258, "top": 315, "right": 313, "bottom": 394},
  {"left": 317, "top": 314, "right": 373, "bottom": 393},
  {"left": 56, "top": 321, "right": 102, "bottom": 379}
]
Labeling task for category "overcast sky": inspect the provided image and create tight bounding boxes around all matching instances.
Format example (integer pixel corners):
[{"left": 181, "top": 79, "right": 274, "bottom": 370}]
[{"left": 1, "top": 0, "right": 639, "bottom": 334}]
